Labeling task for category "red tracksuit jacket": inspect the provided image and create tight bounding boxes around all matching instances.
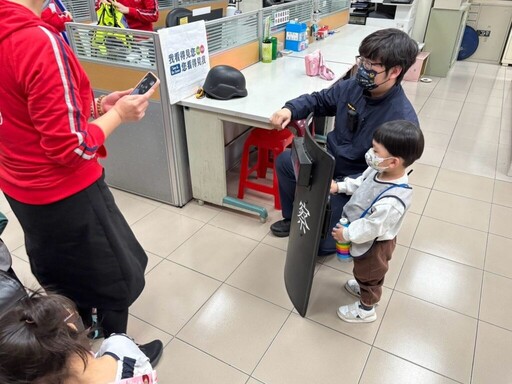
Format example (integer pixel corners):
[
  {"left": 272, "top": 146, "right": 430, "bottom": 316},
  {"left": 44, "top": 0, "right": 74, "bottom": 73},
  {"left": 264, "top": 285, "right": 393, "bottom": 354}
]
[
  {"left": 0, "top": 1, "right": 106, "bottom": 205},
  {"left": 41, "top": 7, "right": 73, "bottom": 33}
]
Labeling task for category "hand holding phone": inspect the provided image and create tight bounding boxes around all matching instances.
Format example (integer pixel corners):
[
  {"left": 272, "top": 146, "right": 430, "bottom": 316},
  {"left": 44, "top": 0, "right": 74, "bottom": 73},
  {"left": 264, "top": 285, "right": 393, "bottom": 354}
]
[{"left": 131, "top": 72, "right": 160, "bottom": 95}]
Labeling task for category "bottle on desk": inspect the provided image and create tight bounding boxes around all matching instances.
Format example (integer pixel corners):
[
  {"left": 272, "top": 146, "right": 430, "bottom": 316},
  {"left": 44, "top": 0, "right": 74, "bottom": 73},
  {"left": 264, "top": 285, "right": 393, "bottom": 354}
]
[
  {"left": 336, "top": 217, "right": 352, "bottom": 262},
  {"left": 262, "top": 38, "right": 272, "bottom": 63},
  {"left": 262, "top": 16, "right": 272, "bottom": 63}
]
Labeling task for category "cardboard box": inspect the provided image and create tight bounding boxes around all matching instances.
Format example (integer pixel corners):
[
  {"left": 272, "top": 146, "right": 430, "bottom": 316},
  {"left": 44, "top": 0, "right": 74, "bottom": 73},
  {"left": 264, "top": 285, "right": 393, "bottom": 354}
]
[{"left": 404, "top": 51, "right": 430, "bottom": 81}]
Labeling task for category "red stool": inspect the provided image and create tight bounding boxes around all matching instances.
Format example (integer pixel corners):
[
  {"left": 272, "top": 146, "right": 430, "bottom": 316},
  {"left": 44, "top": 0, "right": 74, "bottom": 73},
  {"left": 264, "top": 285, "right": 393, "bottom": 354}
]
[{"left": 237, "top": 128, "right": 294, "bottom": 209}]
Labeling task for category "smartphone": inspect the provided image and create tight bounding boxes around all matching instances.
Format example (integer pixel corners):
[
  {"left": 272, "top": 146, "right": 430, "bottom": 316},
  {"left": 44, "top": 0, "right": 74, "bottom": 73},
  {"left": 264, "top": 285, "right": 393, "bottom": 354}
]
[{"left": 131, "top": 72, "right": 160, "bottom": 95}]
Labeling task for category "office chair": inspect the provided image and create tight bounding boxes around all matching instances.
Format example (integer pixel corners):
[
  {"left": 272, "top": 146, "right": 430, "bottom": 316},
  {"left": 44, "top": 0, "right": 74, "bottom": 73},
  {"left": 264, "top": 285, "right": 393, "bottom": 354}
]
[{"left": 165, "top": 8, "right": 193, "bottom": 27}]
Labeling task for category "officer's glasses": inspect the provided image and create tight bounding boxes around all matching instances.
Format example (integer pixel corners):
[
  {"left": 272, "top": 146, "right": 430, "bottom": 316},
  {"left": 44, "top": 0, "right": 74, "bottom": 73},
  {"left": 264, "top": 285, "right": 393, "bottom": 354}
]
[{"left": 355, "top": 56, "right": 384, "bottom": 71}]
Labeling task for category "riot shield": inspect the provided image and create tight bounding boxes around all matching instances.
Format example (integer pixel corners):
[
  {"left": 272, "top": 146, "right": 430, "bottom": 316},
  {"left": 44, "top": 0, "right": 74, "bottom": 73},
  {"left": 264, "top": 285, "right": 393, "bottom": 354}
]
[{"left": 284, "top": 114, "right": 335, "bottom": 317}]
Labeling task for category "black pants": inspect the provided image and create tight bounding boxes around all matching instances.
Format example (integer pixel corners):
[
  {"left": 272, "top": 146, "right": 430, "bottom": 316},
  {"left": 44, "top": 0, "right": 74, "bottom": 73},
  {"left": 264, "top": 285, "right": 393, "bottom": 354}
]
[{"left": 5, "top": 173, "right": 147, "bottom": 333}]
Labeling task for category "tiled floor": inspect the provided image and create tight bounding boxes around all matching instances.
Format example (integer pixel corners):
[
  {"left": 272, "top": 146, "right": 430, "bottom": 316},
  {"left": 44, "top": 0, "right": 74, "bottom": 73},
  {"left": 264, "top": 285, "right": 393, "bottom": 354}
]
[{"left": 5, "top": 60, "right": 512, "bottom": 383}]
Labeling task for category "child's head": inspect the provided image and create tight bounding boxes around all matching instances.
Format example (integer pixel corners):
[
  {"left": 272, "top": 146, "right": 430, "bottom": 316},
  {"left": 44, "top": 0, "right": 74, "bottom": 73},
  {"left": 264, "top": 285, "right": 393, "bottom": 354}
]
[
  {"left": 366, "top": 120, "right": 424, "bottom": 172},
  {"left": 0, "top": 291, "right": 91, "bottom": 384}
]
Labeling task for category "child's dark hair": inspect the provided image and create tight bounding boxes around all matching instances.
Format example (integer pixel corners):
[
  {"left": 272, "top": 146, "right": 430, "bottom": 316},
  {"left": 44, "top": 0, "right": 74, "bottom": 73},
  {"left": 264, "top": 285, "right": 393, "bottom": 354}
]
[
  {"left": 373, "top": 120, "right": 424, "bottom": 167},
  {"left": 359, "top": 28, "right": 419, "bottom": 83},
  {"left": 0, "top": 291, "right": 91, "bottom": 384}
]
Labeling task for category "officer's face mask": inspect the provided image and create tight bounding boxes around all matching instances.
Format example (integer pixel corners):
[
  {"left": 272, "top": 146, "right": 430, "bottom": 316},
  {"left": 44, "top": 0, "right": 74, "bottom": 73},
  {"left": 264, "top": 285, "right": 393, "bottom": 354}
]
[
  {"left": 355, "top": 56, "right": 388, "bottom": 91},
  {"left": 355, "top": 65, "right": 388, "bottom": 91},
  {"left": 365, "top": 148, "right": 394, "bottom": 172}
]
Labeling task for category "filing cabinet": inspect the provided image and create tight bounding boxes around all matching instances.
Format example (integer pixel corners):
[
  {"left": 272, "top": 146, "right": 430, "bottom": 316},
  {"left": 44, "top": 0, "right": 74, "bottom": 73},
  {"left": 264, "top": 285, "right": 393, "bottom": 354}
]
[
  {"left": 465, "top": 1, "right": 512, "bottom": 64},
  {"left": 424, "top": 4, "right": 469, "bottom": 76}
]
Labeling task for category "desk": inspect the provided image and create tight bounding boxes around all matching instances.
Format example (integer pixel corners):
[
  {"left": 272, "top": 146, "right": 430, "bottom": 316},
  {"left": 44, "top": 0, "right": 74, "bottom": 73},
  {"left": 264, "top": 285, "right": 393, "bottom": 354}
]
[
  {"left": 288, "top": 24, "right": 382, "bottom": 64},
  {"left": 180, "top": 57, "right": 353, "bottom": 220}
]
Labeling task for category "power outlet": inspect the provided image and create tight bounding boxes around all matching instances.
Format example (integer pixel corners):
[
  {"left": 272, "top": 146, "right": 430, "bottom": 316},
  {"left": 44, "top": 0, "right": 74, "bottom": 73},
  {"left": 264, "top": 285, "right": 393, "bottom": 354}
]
[{"left": 477, "top": 30, "right": 491, "bottom": 37}]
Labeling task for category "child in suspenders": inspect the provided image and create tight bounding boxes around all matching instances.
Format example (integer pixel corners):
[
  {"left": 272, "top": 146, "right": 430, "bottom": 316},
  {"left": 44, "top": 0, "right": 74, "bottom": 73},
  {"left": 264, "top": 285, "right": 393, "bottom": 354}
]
[{"left": 331, "top": 120, "right": 424, "bottom": 323}]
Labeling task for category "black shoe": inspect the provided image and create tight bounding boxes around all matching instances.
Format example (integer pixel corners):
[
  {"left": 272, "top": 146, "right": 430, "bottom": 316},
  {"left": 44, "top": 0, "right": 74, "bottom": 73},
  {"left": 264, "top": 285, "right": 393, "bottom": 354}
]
[
  {"left": 270, "top": 219, "right": 291, "bottom": 237},
  {"left": 138, "top": 339, "right": 164, "bottom": 366}
]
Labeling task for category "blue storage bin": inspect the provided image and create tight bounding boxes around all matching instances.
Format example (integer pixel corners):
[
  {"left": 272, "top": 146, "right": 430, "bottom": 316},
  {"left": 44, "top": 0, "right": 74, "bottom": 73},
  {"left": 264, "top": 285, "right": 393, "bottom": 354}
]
[{"left": 285, "top": 21, "right": 308, "bottom": 52}]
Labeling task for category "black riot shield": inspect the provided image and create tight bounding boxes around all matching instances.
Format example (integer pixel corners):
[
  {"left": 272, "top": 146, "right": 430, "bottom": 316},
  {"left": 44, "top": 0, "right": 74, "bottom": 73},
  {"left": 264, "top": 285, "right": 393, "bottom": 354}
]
[{"left": 284, "top": 114, "right": 335, "bottom": 317}]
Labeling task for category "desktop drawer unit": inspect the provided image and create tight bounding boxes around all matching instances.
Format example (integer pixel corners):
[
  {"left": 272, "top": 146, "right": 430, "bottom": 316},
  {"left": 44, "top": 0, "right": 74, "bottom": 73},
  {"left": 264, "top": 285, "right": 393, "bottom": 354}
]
[
  {"left": 349, "top": 13, "right": 367, "bottom": 24},
  {"left": 349, "top": 1, "right": 372, "bottom": 25}
]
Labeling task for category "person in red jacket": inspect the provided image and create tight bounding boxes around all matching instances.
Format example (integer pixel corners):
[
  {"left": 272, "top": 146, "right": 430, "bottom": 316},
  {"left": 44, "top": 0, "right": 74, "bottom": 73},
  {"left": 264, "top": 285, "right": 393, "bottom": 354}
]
[
  {"left": 41, "top": 4, "right": 72, "bottom": 32},
  {"left": 0, "top": 0, "right": 161, "bottom": 358},
  {"left": 97, "top": 0, "right": 158, "bottom": 32}
]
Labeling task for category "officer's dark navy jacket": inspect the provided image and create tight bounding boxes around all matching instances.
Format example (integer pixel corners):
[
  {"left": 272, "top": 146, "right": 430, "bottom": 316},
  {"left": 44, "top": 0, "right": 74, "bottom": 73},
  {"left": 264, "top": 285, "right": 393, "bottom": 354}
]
[{"left": 284, "top": 77, "right": 419, "bottom": 178}]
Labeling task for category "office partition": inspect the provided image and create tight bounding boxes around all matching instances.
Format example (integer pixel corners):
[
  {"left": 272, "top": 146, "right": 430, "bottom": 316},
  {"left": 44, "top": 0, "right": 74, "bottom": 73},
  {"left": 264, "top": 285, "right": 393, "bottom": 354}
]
[{"left": 66, "top": 23, "right": 192, "bottom": 206}]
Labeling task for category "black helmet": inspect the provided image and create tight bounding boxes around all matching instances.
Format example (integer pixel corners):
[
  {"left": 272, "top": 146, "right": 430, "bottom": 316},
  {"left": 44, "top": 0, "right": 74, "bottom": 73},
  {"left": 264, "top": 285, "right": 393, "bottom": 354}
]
[{"left": 202, "top": 65, "right": 248, "bottom": 100}]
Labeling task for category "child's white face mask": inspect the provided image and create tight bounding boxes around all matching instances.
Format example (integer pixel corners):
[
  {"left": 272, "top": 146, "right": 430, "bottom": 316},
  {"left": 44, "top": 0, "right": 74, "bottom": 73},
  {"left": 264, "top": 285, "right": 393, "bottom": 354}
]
[{"left": 365, "top": 148, "right": 393, "bottom": 172}]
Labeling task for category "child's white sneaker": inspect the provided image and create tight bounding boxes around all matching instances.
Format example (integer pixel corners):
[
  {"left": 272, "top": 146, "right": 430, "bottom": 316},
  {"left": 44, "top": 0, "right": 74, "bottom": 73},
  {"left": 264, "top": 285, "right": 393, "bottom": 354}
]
[
  {"left": 344, "top": 279, "right": 361, "bottom": 298},
  {"left": 337, "top": 301, "right": 377, "bottom": 323}
]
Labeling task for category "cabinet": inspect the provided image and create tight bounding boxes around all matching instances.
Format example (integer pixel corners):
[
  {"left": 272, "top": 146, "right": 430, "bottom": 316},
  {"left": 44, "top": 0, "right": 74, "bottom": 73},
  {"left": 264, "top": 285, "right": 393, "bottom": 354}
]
[
  {"left": 423, "top": 4, "right": 469, "bottom": 77},
  {"left": 465, "top": 2, "right": 512, "bottom": 64}
]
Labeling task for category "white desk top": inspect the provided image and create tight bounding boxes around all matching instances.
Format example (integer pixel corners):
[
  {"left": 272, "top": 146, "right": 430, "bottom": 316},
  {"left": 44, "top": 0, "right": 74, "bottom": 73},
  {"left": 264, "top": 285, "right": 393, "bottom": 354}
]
[
  {"left": 288, "top": 24, "right": 383, "bottom": 64},
  {"left": 180, "top": 56, "right": 353, "bottom": 125}
]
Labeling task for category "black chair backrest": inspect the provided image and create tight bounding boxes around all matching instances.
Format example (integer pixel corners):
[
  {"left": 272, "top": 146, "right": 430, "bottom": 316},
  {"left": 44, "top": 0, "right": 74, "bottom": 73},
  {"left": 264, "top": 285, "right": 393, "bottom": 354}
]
[{"left": 165, "top": 8, "right": 193, "bottom": 27}]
